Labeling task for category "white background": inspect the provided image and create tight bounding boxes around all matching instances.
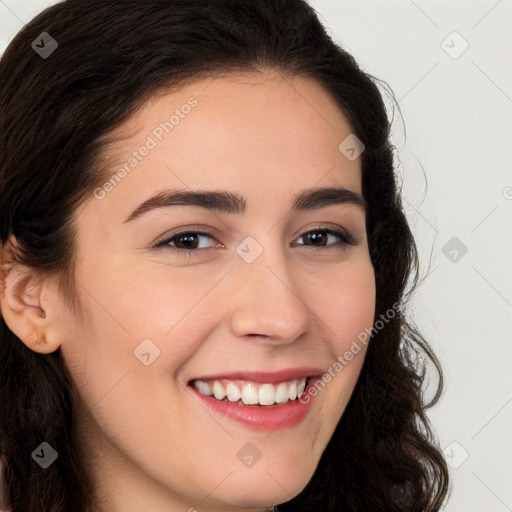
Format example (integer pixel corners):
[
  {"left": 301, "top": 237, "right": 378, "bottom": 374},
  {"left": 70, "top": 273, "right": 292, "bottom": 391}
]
[{"left": 1, "top": 1, "right": 511, "bottom": 510}]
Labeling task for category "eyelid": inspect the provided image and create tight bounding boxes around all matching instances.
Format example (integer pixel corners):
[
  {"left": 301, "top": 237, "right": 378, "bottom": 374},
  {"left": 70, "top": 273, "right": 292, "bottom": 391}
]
[
  {"left": 151, "top": 226, "right": 219, "bottom": 248},
  {"left": 292, "top": 224, "right": 357, "bottom": 246}
]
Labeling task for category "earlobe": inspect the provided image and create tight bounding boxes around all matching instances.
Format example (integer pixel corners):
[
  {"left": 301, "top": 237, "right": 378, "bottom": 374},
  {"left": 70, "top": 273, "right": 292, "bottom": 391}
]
[{"left": 0, "top": 242, "right": 60, "bottom": 355}]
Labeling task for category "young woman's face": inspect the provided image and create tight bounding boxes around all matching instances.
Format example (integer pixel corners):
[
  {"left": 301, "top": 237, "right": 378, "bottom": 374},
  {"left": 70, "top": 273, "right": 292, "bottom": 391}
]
[{"left": 60, "top": 71, "right": 376, "bottom": 511}]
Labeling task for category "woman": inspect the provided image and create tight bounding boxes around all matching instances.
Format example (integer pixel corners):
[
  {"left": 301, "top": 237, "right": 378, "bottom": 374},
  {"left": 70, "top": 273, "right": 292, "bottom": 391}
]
[{"left": 0, "top": 1, "right": 449, "bottom": 511}]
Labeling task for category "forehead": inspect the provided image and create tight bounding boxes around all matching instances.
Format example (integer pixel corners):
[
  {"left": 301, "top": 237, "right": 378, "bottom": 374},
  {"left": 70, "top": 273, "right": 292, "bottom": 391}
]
[{"left": 85, "top": 71, "right": 363, "bottom": 222}]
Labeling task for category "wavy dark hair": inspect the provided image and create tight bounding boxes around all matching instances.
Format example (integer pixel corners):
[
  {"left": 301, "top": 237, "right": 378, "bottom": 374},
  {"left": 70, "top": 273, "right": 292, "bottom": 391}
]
[{"left": 0, "top": 1, "right": 449, "bottom": 511}]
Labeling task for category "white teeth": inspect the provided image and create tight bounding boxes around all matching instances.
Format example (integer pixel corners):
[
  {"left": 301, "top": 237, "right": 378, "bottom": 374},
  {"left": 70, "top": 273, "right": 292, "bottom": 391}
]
[
  {"left": 226, "top": 381, "right": 241, "bottom": 402},
  {"left": 297, "top": 378, "right": 306, "bottom": 397},
  {"left": 241, "top": 383, "right": 259, "bottom": 405},
  {"left": 258, "top": 383, "right": 276, "bottom": 405},
  {"left": 289, "top": 381, "right": 297, "bottom": 400},
  {"left": 212, "top": 381, "right": 226, "bottom": 400},
  {"left": 195, "top": 380, "right": 212, "bottom": 396},
  {"left": 275, "top": 382, "right": 289, "bottom": 404},
  {"left": 193, "top": 377, "right": 308, "bottom": 406}
]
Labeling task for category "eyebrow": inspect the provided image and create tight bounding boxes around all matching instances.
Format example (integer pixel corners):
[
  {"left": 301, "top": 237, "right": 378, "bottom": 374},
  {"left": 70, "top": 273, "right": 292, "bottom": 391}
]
[{"left": 122, "top": 186, "right": 366, "bottom": 223}]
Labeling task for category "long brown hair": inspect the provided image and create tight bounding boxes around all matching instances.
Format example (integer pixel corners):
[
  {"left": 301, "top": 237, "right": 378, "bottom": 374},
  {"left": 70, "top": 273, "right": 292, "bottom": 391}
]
[{"left": 0, "top": 1, "right": 449, "bottom": 510}]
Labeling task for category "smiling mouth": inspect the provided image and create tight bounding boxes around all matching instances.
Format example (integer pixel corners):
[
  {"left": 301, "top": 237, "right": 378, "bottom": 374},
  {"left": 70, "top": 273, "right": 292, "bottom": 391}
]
[{"left": 188, "top": 377, "right": 310, "bottom": 407}]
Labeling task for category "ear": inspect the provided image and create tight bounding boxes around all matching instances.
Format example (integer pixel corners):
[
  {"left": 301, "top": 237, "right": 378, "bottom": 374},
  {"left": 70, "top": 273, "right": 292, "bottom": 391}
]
[{"left": 0, "top": 239, "right": 61, "bottom": 354}]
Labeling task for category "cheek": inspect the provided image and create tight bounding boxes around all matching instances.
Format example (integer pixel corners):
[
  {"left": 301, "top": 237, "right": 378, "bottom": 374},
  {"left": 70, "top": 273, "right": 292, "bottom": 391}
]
[
  {"left": 310, "top": 259, "right": 375, "bottom": 401},
  {"left": 71, "top": 257, "right": 211, "bottom": 354},
  {"left": 317, "top": 258, "right": 376, "bottom": 349}
]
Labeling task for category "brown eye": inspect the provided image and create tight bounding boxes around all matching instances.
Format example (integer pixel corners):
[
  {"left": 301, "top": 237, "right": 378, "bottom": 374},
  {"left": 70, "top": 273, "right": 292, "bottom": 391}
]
[
  {"left": 172, "top": 233, "right": 202, "bottom": 250},
  {"left": 302, "top": 230, "right": 329, "bottom": 246},
  {"left": 296, "top": 228, "right": 355, "bottom": 248},
  {"left": 154, "top": 230, "right": 217, "bottom": 254}
]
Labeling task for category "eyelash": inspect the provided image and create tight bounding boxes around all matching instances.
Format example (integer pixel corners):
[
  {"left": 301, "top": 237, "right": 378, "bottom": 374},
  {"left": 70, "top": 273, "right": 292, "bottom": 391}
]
[{"left": 152, "top": 226, "right": 357, "bottom": 257}]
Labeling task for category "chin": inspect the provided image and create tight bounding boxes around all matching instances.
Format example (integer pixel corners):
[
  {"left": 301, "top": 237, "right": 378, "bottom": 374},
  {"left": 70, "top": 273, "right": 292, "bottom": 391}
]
[{"left": 213, "top": 463, "right": 315, "bottom": 508}]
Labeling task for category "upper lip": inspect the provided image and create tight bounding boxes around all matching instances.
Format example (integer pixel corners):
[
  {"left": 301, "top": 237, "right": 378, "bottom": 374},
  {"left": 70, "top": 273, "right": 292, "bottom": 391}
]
[{"left": 188, "top": 367, "right": 324, "bottom": 384}]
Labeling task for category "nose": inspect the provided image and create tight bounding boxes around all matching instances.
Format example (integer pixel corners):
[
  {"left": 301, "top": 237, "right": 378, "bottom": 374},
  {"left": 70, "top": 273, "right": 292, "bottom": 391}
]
[{"left": 229, "top": 243, "right": 310, "bottom": 344}]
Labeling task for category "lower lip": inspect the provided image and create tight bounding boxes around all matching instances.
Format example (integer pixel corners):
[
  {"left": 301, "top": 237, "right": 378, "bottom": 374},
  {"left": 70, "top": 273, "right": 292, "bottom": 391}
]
[{"left": 188, "top": 379, "right": 317, "bottom": 432}]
